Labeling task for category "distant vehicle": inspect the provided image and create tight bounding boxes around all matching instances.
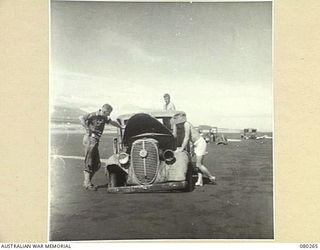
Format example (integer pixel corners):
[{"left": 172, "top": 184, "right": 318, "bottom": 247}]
[
  {"left": 104, "top": 110, "right": 194, "bottom": 193},
  {"left": 198, "top": 125, "right": 218, "bottom": 143},
  {"left": 216, "top": 134, "right": 228, "bottom": 145},
  {"left": 256, "top": 134, "right": 272, "bottom": 140},
  {"left": 241, "top": 128, "right": 257, "bottom": 140}
]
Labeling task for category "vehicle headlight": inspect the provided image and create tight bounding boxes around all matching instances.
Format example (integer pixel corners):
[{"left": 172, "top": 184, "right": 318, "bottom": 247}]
[
  {"left": 163, "top": 149, "right": 175, "bottom": 163},
  {"left": 118, "top": 152, "right": 129, "bottom": 165}
]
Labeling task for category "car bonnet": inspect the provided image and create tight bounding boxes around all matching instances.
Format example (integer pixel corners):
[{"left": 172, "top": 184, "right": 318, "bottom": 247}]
[{"left": 122, "top": 113, "right": 174, "bottom": 146}]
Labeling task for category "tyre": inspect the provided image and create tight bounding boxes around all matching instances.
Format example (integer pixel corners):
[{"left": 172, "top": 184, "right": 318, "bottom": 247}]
[
  {"left": 107, "top": 165, "right": 127, "bottom": 188},
  {"left": 184, "top": 164, "right": 194, "bottom": 192},
  {"left": 108, "top": 172, "right": 118, "bottom": 188}
]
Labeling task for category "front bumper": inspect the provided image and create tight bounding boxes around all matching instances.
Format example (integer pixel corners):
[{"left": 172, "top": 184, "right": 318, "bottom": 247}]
[{"left": 107, "top": 181, "right": 188, "bottom": 193}]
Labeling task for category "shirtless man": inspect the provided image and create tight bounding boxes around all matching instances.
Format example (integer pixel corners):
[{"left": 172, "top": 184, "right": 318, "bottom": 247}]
[{"left": 174, "top": 113, "right": 216, "bottom": 186}]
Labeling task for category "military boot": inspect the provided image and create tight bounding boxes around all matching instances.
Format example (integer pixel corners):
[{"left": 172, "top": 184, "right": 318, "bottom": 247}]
[{"left": 83, "top": 171, "right": 97, "bottom": 191}]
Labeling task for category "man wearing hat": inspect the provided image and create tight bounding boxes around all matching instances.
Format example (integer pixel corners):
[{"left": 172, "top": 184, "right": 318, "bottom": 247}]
[{"left": 173, "top": 112, "right": 216, "bottom": 186}]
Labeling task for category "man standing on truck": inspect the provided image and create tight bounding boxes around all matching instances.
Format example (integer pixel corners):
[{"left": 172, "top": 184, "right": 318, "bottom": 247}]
[
  {"left": 163, "top": 93, "right": 176, "bottom": 111},
  {"left": 173, "top": 113, "right": 216, "bottom": 186},
  {"left": 79, "top": 104, "right": 122, "bottom": 191}
]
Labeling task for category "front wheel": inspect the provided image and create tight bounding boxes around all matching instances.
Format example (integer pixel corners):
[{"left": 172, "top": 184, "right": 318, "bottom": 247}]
[
  {"left": 108, "top": 172, "right": 118, "bottom": 188},
  {"left": 184, "top": 164, "right": 194, "bottom": 192},
  {"left": 107, "top": 166, "right": 127, "bottom": 188}
]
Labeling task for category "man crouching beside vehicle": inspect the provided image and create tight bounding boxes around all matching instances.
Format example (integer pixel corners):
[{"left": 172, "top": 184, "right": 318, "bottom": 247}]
[{"left": 79, "top": 104, "right": 122, "bottom": 191}]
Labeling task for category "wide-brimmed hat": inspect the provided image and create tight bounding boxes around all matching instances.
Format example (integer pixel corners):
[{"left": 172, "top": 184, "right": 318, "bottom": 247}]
[{"left": 173, "top": 112, "right": 186, "bottom": 124}]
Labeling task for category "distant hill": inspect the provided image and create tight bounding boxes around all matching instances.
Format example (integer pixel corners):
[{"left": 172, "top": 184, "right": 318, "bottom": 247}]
[
  {"left": 51, "top": 106, "right": 86, "bottom": 124},
  {"left": 198, "top": 125, "right": 214, "bottom": 130}
]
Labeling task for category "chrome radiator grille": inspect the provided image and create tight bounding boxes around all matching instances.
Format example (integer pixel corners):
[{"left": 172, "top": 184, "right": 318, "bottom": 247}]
[{"left": 131, "top": 139, "right": 159, "bottom": 184}]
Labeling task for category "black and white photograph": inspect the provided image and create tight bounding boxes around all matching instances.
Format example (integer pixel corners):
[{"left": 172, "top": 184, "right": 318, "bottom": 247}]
[{"left": 50, "top": 0, "right": 273, "bottom": 241}]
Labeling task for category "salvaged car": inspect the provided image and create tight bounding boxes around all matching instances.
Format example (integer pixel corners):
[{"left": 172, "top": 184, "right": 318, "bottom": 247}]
[
  {"left": 197, "top": 125, "right": 218, "bottom": 143},
  {"left": 215, "top": 133, "right": 228, "bottom": 145},
  {"left": 241, "top": 128, "right": 257, "bottom": 139},
  {"left": 104, "top": 111, "right": 194, "bottom": 193}
]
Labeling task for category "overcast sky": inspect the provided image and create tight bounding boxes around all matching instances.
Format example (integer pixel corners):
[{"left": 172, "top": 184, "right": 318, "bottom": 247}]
[{"left": 51, "top": 1, "right": 272, "bottom": 131}]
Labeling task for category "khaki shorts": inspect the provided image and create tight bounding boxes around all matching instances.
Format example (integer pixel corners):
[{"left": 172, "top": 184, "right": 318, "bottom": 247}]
[{"left": 193, "top": 137, "right": 207, "bottom": 156}]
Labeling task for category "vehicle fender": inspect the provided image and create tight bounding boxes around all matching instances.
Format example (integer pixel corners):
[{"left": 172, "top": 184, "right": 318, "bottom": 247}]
[
  {"left": 167, "top": 151, "right": 189, "bottom": 181},
  {"left": 126, "top": 166, "right": 141, "bottom": 185},
  {"left": 155, "top": 151, "right": 189, "bottom": 182},
  {"left": 104, "top": 154, "right": 128, "bottom": 174}
]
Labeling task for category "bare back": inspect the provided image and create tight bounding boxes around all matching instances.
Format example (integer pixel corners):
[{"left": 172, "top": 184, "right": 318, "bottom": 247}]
[{"left": 186, "top": 122, "right": 201, "bottom": 143}]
